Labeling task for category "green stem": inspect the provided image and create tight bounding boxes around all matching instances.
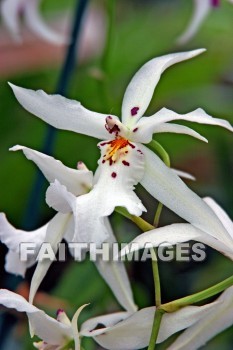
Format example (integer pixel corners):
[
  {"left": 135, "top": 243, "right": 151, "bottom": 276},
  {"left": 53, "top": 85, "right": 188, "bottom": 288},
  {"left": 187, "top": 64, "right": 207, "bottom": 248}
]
[
  {"left": 115, "top": 206, "right": 154, "bottom": 231},
  {"left": 150, "top": 248, "right": 161, "bottom": 307},
  {"left": 147, "top": 140, "right": 171, "bottom": 349},
  {"left": 153, "top": 202, "right": 163, "bottom": 228},
  {"left": 160, "top": 275, "right": 233, "bottom": 313},
  {"left": 147, "top": 309, "right": 165, "bottom": 350},
  {"left": 148, "top": 140, "right": 171, "bottom": 167},
  {"left": 60, "top": 339, "right": 75, "bottom": 350}
]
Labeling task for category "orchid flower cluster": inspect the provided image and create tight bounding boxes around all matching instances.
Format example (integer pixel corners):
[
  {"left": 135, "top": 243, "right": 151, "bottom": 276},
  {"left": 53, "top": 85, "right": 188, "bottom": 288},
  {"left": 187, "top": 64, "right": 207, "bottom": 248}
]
[{"left": 0, "top": 49, "right": 233, "bottom": 350}]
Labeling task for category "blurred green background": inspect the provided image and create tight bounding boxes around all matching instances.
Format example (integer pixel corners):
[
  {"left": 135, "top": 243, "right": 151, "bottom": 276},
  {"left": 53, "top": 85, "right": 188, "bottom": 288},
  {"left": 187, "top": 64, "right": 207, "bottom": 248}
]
[{"left": 0, "top": 0, "right": 232, "bottom": 349}]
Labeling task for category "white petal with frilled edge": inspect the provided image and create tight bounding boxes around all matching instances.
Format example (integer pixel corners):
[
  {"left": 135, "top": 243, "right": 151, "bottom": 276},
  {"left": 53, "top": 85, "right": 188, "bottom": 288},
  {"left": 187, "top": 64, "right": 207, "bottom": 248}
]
[
  {"left": 176, "top": 0, "right": 211, "bottom": 45},
  {"left": 10, "top": 145, "right": 93, "bottom": 196},
  {"left": 121, "top": 49, "right": 205, "bottom": 127},
  {"left": 46, "top": 180, "right": 108, "bottom": 248},
  {"left": 133, "top": 107, "right": 232, "bottom": 143},
  {"left": 46, "top": 180, "right": 77, "bottom": 213},
  {"left": 45, "top": 141, "right": 146, "bottom": 246},
  {"left": 5, "top": 251, "right": 28, "bottom": 277},
  {"left": 0, "top": 213, "right": 48, "bottom": 276},
  {"left": 140, "top": 145, "right": 231, "bottom": 244},
  {"left": 118, "top": 223, "right": 233, "bottom": 261},
  {"left": 204, "top": 197, "right": 233, "bottom": 237},
  {"left": 24, "top": 0, "right": 67, "bottom": 45},
  {"left": 9, "top": 83, "right": 117, "bottom": 140},
  {"left": 94, "top": 140, "right": 146, "bottom": 216},
  {"left": 168, "top": 287, "right": 233, "bottom": 350},
  {"left": 63, "top": 139, "right": 146, "bottom": 246},
  {"left": 82, "top": 303, "right": 216, "bottom": 349},
  {"left": 0, "top": 0, "right": 22, "bottom": 42},
  {"left": 29, "top": 213, "right": 72, "bottom": 304},
  {"left": 94, "top": 219, "right": 137, "bottom": 313},
  {"left": 0, "top": 289, "right": 72, "bottom": 345}
]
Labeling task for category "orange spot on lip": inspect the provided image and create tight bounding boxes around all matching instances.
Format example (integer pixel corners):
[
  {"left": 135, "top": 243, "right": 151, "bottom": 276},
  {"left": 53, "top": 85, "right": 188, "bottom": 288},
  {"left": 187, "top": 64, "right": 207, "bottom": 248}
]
[{"left": 103, "top": 137, "right": 132, "bottom": 164}]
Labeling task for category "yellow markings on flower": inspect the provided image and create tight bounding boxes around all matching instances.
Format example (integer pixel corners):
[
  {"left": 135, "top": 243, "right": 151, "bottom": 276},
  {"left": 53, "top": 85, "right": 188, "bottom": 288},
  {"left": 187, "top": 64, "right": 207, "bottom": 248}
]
[{"left": 100, "top": 137, "right": 135, "bottom": 166}]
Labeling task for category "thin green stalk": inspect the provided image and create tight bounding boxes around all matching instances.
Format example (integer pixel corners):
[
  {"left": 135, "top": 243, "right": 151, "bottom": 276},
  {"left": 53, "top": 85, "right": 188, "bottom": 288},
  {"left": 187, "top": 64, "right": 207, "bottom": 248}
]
[
  {"left": 147, "top": 140, "right": 170, "bottom": 349},
  {"left": 115, "top": 206, "right": 154, "bottom": 231},
  {"left": 150, "top": 248, "right": 161, "bottom": 307},
  {"left": 147, "top": 309, "right": 164, "bottom": 350},
  {"left": 153, "top": 202, "right": 163, "bottom": 228},
  {"left": 160, "top": 275, "right": 233, "bottom": 313},
  {"left": 148, "top": 140, "right": 171, "bottom": 167},
  {"left": 60, "top": 339, "right": 75, "bottom": 350}
]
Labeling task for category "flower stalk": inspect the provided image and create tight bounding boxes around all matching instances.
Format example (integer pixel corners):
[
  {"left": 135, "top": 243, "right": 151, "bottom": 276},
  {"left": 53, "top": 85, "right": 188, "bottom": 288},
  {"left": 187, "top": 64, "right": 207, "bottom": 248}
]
[{"left": 160, "top": 275, "right": 233, "bottom": 313}]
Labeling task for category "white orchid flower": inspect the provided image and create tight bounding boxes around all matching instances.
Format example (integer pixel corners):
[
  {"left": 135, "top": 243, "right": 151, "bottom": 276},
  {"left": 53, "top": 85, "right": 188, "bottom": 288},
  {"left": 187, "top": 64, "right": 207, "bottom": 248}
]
[
  {"left": 9, "top": 49, "right": 232, "bottom": 253},
  {"left": 0, "top": 0, "right": 66, "bottom": 44},
  {"left": 1, "top": 288, "right": 231, "bottom": 350},
  {"left": 0, "top": 289, "right": 87, "bottom": 350},
  {"left": 0, "top": 145, "right": 137, "bottom": 313},
  {"left": 119, "top": 197, "right": 233, "bottom": 261},
  {"left": 177, "top": 0, "right": 233, "bottom": 45},
  {"left": 168, "top": 286, "right": 233, "bottom": 350}
]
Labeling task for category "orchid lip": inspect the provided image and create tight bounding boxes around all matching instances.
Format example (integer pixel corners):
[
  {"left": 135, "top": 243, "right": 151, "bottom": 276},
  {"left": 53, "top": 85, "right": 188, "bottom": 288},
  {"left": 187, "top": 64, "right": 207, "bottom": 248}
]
[{"left": 100, "top": 137, "right": 135, "bottom": 165}]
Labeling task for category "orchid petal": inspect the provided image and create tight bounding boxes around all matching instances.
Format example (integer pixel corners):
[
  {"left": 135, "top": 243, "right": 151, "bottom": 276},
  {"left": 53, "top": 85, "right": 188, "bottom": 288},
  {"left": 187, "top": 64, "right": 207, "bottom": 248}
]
[
  {"left": 0, "top": 213, "right": 47, "bottom": 276},
  {"left": 132, "top": 122, "right": 207, "bottom": 144},
  {"left": 176, "top": 0, "right": 211, "bottom": 45},
  {"left": 61, "top": 140, "right": 146, "bottom": 247},
  {"left": 71, "top": 304, "right": 89, "bottom": 350},
  {"left": 0, "top": 0, "right": 23, "bottom": 42},
  {"left": 94, "top": 140, "right": 146, "bottom": 216},
  {"left": 134, "top": 108, "right": 232, "bottom": 143},
  {"left": 5, "top": 251, "right": 28, "bottom": 277},
  {"left": 80, "top": 312, "right": 130, "bottom": 337},
  {"left": 0, "top": 289, "right": 72, "bottom": 344},
  {"left": 24, "top": 0, "right": 67, "bottom": 45},
  {"left": 46, "top": 180, "right": 76, "bottom": 213},
  {"left": 168, "top": 287, "right": 233, "bottom": 350},
  {"left": 46, "top": 180, "right": 137, "bottom": 312},
  {"left": 121, "top": 49, "right": 205, "bottom": 127},
  {"left": 29, "top": 213, "right": 72, "bottom": 304},
  {"left": 172, "top": 168, "right": 196, "bottom": 181},
  {"left": 82, "top": 303, "right": 215, "bottom": 349},
  {"left": 204, "top": 197, "right": 233, "bottom": 238},
  {"left": 119, "top": 223, "right": 233, "bottom": 261},
  {"left": 9, "top": 83, "right": 117, "bottom": 140},
  {"left": 46, "top": 180, "right": 108, "bottom": 256},
  {"left": 140, "top": 145, "right": 231, "bottom": 244},
  {"left": 95, "top": 219, "right": 137, "bottom": 313},
  {"left": 10, "top": 145, "right": 93, "bottom": 196},
  {"left": 151, "top": 107, "right": 233, "bottom": 131}
]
